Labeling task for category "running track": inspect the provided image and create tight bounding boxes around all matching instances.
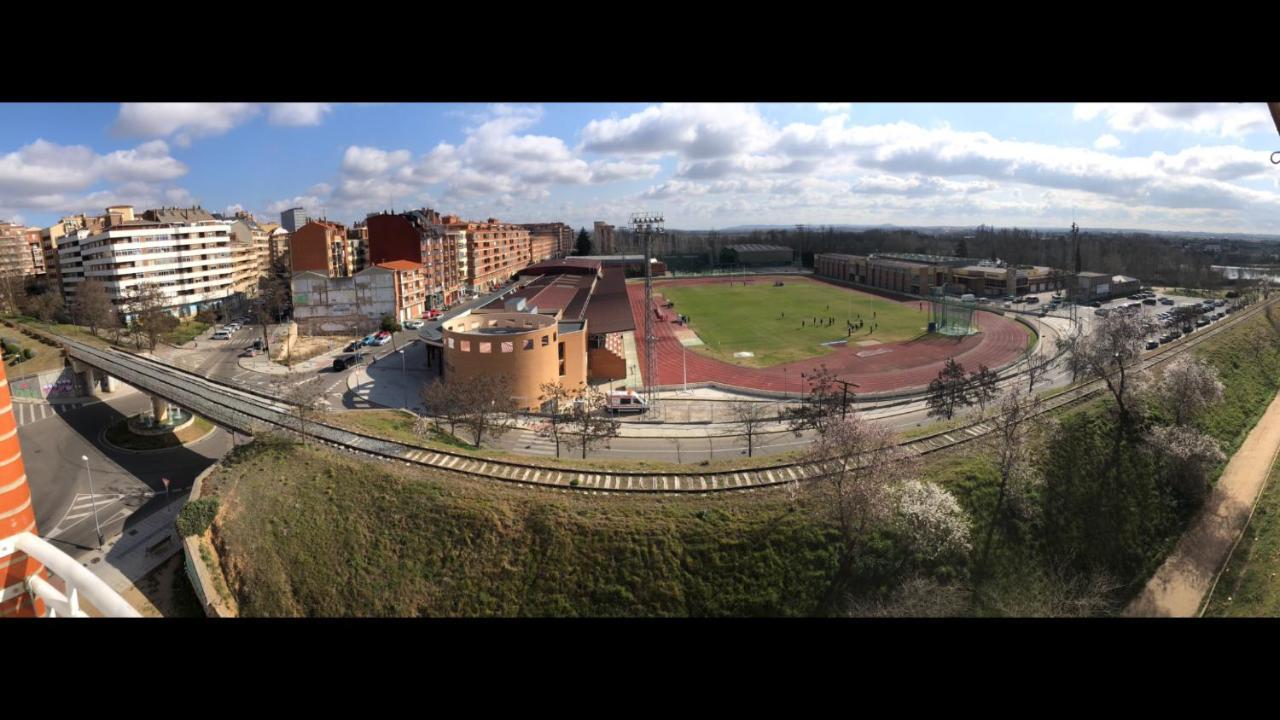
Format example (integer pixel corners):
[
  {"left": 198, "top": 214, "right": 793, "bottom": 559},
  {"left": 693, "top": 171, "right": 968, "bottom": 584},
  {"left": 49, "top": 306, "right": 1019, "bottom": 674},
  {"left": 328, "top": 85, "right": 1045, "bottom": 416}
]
[{"left": 627, "top": 276, "right": 1030, "bottom": 394}]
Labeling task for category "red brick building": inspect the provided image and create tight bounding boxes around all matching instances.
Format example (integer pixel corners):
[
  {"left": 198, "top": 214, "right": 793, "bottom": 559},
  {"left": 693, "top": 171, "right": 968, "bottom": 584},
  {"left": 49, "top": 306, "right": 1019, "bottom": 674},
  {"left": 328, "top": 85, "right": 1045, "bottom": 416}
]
[
  {"left": 521, "top": 222, "right": 572, "bottom": 264},
  {"left": 366, "top": 210, "right": 463, "bottom": 309},
  {"left": 289, "top": 220, "right": 352, "bottom": 278}
]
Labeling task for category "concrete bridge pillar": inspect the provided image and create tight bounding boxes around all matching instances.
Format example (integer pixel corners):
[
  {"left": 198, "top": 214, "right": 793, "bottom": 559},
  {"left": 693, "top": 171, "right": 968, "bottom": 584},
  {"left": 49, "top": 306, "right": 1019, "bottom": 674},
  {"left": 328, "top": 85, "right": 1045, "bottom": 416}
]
[
  {"left": 100, "top": 373, "right": 116, "bottom": 394},
  {"left": 151, "top": 394, "right": 169, "bottom": 424}
]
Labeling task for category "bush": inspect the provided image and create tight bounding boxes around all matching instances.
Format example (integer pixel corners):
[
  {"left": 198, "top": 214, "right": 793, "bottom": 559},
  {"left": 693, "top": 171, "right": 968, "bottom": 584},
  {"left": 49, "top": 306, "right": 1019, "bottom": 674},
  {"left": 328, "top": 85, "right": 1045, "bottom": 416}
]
[
  {"left": 22, "top": 348, "right": 32, "bottom": 360},
  {"left": 176, "top": 497, "right": 220, "bottom": 537},
  {"left": 381, "top": 315, "right": 402, "bottom": 333}
]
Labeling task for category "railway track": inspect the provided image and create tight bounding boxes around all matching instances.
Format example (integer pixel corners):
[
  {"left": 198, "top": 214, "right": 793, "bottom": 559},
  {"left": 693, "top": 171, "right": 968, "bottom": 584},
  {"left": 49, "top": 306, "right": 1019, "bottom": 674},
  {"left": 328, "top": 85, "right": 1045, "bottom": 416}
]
[{"left": 46, "top": 295, "right": 1275, "bottom": 495}]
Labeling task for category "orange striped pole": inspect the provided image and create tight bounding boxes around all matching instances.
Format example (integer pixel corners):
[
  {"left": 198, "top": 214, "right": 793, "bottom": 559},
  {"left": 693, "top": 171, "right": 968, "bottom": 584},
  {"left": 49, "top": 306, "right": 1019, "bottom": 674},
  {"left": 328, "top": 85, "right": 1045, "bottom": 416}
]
[{"left": 0, "top": 360, "right": 45, "bottom": 617}]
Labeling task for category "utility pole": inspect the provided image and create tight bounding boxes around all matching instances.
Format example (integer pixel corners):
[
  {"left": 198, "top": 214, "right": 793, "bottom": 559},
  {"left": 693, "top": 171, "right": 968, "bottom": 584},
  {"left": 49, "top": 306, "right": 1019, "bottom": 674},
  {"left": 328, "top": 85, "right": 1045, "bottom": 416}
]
[{"left": 837, "top": 380, "right": 859, "bottom": 419}]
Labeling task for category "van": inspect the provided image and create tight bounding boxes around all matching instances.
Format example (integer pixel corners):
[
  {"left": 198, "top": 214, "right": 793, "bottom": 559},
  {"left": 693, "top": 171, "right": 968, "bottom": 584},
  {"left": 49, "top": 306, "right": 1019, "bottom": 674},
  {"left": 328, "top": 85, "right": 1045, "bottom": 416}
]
[{"left": 606, "top": 390, "right": 647, "bottom": 415}]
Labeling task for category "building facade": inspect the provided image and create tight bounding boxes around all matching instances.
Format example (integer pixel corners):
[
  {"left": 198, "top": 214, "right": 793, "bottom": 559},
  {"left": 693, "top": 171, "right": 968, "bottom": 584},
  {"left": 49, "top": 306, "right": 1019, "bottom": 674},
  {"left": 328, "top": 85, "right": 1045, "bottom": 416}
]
[
  {"left": 289, "top": 220, "right": 352, "bottom": 278},
  {"left": 57, "top": 205, "right": 236, "bottom": 317},
  {"left": 727, "top": 244, "right": 793, "bottom": 266},
  {"left": 445, "top": 215, "right": 532, "bottom": 293},
  {"left": 521, "top": 222, "right": 572, "bottom": 263},
  {"left": 280, "top": 207, "right": 309, "bottom": 233},
  {"left": 377, "top": 260, "right": 427, "bottom": 322},
  {"left": 815, "top": 252, "right": 1060, "bottom": 298},
  {"left": 290, "top": 267, "right": 396, "bottom": 335},
  {"left": 366, "top": 210, "right": 463, "bottom": 308},
  {"left": 593, "top": 221, "right": 616, "bottom": 255}
]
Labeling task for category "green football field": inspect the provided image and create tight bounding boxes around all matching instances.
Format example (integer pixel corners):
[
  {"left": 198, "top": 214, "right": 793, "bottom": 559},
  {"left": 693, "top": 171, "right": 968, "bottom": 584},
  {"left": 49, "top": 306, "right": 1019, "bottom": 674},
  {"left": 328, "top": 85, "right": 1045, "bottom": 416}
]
[{"left": 658, "top": 278, "right": 931, "bottom": 367}]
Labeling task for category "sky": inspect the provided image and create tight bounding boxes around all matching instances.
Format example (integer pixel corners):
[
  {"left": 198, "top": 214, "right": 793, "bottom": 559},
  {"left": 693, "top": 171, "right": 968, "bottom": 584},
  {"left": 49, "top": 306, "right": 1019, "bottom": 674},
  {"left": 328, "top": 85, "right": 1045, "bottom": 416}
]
[{"left": 1, "top": 102, "right": 1278, "bottom": 234}]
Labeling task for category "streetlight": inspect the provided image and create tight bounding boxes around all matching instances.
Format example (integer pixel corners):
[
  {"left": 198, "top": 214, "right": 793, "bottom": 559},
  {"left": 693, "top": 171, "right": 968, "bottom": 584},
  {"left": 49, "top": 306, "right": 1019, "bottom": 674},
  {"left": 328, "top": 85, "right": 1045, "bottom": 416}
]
[{"left": 81, "top": 455, "right": 104, "bottom": 550}]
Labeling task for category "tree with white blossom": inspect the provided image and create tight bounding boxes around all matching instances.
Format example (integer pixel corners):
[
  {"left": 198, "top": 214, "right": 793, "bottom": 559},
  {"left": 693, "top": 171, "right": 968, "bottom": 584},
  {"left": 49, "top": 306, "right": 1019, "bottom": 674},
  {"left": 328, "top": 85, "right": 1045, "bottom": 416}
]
[{"left": 1154, "top": 355, "right": 1224, "bottom": 426}]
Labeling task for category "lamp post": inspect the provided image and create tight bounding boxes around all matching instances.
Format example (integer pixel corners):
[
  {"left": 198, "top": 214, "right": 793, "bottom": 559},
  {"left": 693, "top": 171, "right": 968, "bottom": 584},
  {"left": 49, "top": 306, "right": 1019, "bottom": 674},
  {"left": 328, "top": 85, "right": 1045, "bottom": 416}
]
[{"left": 81, "top": 455, "right": 104, "bottom": 550}]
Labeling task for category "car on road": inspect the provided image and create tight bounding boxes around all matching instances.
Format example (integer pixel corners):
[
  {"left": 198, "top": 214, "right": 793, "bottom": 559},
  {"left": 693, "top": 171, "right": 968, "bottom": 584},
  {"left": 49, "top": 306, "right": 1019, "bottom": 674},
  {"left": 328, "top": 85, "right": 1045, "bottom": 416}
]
[
  {"left": 402, "top": 319, "right": 424, "bottom": 330},
  {"left": 1025, "top": 296, "right": 1039, "bottom": 304},
  {"left": 1196, "top": 317, "right": 1210, "bottom": 327},
  {"left": 372, "top": 335, "right": 392, "bottom": 346},
  {"left": 211, "top": 330, "right": 231, "bottom": 340},
  {"left": 345, "top": 341, "right": 362, "bottom": 353},
  {"left": 240, "top": 348, "right": 259, "bottom": 358},
  {"left": 1146, "top": 340, "right": 1159, "bottom": 350},
  {"left": 361, "top": 334, "right": 378, "bottom": 346},
  {"left": 607, "top": 390, "right": 647, "bottom": 415},
  {"left": 1142, "top": 298, "right": 1156, "bottom": 305},
  {"left": 332, "top": 353, "right": 368, "bottom": 371},
  {"left": 1090, "top": 301, "right": 1102, "bottom": 308}
]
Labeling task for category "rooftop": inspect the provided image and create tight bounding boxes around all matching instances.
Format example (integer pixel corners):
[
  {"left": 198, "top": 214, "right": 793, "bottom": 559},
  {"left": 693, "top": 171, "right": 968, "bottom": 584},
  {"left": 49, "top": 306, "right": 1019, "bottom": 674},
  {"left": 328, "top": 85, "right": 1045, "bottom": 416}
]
[{"left": 376, "top": 260, "right": 425, "bottom": 272}]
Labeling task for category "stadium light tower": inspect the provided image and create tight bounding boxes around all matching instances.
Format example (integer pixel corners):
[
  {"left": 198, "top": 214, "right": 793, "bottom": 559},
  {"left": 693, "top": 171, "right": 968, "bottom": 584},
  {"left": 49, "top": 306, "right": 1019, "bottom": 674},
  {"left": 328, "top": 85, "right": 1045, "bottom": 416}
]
[{"left": 632, "top": 212, "right": 665, "bottom": 405}]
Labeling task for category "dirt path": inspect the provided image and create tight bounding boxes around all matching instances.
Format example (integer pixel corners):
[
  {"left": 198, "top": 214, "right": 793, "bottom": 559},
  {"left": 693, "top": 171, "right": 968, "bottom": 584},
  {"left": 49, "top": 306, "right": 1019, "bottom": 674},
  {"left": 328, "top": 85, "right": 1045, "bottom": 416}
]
[{"left": 1126, "top": 388, "right": 1280, "bottom": 617}]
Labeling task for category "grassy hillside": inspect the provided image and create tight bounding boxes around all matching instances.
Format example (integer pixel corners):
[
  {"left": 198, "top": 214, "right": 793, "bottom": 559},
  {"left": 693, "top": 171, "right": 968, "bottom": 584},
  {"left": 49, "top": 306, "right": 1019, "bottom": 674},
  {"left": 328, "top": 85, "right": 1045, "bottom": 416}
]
[
  {"left": 1203, "top": 459, "right": 1280, "bottom": 616},
  {"left": 205, "top": 438, "right": 841, "bottom": 617}
]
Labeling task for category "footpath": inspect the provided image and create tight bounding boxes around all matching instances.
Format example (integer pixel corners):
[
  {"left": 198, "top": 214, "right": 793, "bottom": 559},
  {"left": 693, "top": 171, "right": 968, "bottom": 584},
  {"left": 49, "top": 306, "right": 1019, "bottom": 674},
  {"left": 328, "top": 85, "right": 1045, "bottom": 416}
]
[{"left": 1126, "top": 388, "right": 1280, "bottom": 617}]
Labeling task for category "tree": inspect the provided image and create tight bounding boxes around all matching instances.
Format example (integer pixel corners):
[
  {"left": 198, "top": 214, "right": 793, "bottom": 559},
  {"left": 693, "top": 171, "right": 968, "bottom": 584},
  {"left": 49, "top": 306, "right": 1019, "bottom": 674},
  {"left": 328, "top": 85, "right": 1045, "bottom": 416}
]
[
  {"left": 1077, "top": 311, "right": 1153, "bottom": 429},
  {"left": 802, "top": 414, "right": 918, "bottom": 603},
  {"left": 21, "top": 288, "right": 63, "bottom": 324},
  {"left": 1154, "top": 355, "right": 1224, "bottom": 426},
  {"left": 123, "top": 282, "right": 177, "bottom": 351},
  {"left": 969, "top": 364, "right": 999, "bottom": 416},
  {"left": 979, "top": 387, "right": 1044, "bottom": 574},
  {"left": 1024, "top": 347, "right": 1055, "bottom": 393},
  {"left": 536, "top": 380, "right": 576, "bottom": 458},
  {"left": 456, "top": 374, "right": 518, "bottom": 448},
  {"left": 574, "top": 228, "right": 592, "bottom": 256},
  {"left": 892, "top": 479, "right": 973, "bottom": 566},
  {"left": 1145, "top": 424, "right": 1225, "bottom": 506},
  {"left": 381, "top": 315, "right": 402, "bottom": 334},
  {"left": 926, "top": 357, "right": 973, "bottom": 420},
  {"left": 1055, "top": 329, "right": 1089, "bottom": 385},
  {"left": 420, "top": 380, "right": 467, "bottom": 439},
  {"left": 785, "top": 364, "right": 847, "bottom": 435},
  {"left": 72, "top": 278, "right": 113, "bottom": 337},
  {"left": 954, "top": 236, "right": 969, "bottom": 258},
  {"left": 254, "top": 274, "right": 290, "bottom": 353},
  {"left": 562, "top": 385, "right": 621, "bottom": 459},
  {"left": 730, "top": 401, "right": 769, "bottom": 457}
]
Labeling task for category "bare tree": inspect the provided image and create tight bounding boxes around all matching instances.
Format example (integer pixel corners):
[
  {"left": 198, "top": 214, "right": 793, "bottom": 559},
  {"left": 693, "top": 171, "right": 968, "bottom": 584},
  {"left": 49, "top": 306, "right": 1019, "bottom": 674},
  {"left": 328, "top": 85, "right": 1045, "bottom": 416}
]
[
  {"left": 20, "top": 287, "right": 63, "bottom": 324},
  {"left": 562, "top": 385, "right": 621, "bottom": 459},
  {"left": 456, "top": 374, "right": 518, "bottom": 448},
  {"left": 274, "top": 374, "right": 328, "bottom": 443},
  {"left": 730, "top": 401, "right": 769, "bottom": 457},
  {"left": 845, "top": 575, "right": 972, "bottom": 618},
  {"left": 926, "top": 357, "right": 973, "bottom": 421},
  {"left": 420, "top": 380, "right": 467, "bottom": 440},
  {"left": 1055, "top": 329, "right": 1089, "bottom": 385},
  {"left": 72, "top": 278, "right": 113, "bottom": 337},
  {"left": 969, "top": 364, "right": 999, "bottom": 416},
  {"left": 1024, "top": 347, "right": 1055, "bottom": 393},
  {"left": 254, "top": 274, "right": 290, "bottom": 353},
  {"left": 784, "top": 364, "right": 848, "bottom": 436},
  {"left": 122, "top": 282, "right": 176, "bottom": 351},
  {"left": 979, "top": 387, "right": 1044, "bottom": 573},
  {"left": 1154, "top": 355, "right": 1224, "bottom": 426},
  {"left": 536, "top": 380, "right": 577, "bottom": 458}
]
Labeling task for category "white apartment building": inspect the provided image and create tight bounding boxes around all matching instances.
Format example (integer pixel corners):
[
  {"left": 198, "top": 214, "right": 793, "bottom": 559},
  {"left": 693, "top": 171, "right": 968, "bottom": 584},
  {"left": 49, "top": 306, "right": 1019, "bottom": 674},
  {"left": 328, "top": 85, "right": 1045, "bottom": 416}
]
[{"left": 58, "top": 206, "right": 236, "bottom": 319}]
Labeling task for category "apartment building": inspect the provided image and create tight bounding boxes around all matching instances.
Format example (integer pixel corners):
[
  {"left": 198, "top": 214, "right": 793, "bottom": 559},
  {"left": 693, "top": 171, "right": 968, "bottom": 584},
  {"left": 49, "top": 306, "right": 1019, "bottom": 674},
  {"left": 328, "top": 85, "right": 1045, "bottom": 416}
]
[
  {"left": 0, "top": 223, "right": 42, "bottom": 279},
  {"left": 57, "top": 205, "right": 236, "bottom": 317},
  {"left": 593, "top": 221, "right": 616, "bottom": 254},
  {"left": 378, "top": 260, "right": 427, "bottom": 322},
  {"left": 289, "top": 220, "right": 352, "bottom": 278},
  {"left": 366, "top": 210, "right": 462, "bottom": 309},
  {"left": 445, "top": 215, "right": 531, "bottom": 293},
  {"left": 521, "top": 222, "right": 571, "bottom": 263}
]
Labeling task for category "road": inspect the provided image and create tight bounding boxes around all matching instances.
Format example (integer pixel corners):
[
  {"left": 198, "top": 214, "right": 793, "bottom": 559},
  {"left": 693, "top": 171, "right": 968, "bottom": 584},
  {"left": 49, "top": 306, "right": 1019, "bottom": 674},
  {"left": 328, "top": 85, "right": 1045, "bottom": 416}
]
[{"left": 18, "top": 387, "right": 231, "bottom": 562}]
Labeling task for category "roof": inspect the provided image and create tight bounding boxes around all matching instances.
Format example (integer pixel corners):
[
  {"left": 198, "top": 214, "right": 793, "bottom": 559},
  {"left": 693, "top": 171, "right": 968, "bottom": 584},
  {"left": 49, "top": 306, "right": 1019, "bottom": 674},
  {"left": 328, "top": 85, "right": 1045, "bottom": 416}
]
[
  {"left": 521, "top": 259, "right": 602, "bottom": 276},
  {"left": 729, "top": 244, "right": 792, "bottom": 253},
  {"left": 376, "top": 260, "right": 425, "bottom": 272},
  {"left": 583, "top": 265, "right": 634, "bottom": 334}
]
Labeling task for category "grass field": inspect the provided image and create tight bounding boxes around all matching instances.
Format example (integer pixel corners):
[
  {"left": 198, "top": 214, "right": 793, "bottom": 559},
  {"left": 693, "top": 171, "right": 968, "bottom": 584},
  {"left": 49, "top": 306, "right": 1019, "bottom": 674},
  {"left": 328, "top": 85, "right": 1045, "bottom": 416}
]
[{"left": 659, "top": 279, "right": 929, "bottom": 367}]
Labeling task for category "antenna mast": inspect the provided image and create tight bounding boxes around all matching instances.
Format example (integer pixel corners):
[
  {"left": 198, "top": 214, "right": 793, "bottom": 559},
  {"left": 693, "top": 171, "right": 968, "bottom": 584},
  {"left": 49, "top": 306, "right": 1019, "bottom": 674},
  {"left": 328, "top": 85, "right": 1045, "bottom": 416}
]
[{"left": 632, "top": 211, "right": 665, "bottom": 406}]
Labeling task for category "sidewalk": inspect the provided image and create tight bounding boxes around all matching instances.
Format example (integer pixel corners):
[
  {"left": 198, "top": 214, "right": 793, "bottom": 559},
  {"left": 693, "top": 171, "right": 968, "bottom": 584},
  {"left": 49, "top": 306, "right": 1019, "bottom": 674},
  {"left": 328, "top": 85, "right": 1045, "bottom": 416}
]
[
  {"left": 82, "top": 492, "right": 189, "bottom": 597},
  {"left": 1126, "top": 388, "right": 1280, "bottom": 617}
]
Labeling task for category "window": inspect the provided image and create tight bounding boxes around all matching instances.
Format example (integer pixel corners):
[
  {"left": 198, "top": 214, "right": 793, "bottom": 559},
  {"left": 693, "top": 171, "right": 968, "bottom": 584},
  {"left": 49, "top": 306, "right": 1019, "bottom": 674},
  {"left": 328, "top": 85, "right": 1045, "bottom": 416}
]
[
  {"left": 501, "top": 342, "right": 514, "bottom": 353},
  {"left": 460, "top": 340, "right": 471, "bottom": 352},
  {"left": 479, "top": 342, "right": 491, "bottom": 353},
  {"left": 541, "top": 335, "right": 549, "bottom": 347},
  {"left": 523, "top": 339, "right": 534, "bottom": 350}
]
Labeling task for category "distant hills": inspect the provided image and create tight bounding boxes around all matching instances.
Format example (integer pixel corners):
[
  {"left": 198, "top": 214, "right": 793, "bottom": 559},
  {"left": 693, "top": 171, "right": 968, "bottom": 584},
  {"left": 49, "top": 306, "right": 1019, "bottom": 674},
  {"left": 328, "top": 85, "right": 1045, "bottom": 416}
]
[{"left": 679, "top": 224, "right": 1280, "bottom": 242}]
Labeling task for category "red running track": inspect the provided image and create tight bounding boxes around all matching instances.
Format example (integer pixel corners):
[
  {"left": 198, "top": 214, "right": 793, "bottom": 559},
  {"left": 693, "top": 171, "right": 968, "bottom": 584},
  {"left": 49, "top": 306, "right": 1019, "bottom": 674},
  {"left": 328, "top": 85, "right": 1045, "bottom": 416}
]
[{"left": 627, "top": 276, "right": 1030, "bottom": 395}]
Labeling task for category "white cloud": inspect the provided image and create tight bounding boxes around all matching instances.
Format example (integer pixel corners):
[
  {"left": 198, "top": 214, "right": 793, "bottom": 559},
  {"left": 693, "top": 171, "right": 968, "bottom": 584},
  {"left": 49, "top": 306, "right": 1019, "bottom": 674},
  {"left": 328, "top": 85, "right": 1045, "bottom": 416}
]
[
  {"left": 113, "top": 103, "right": 261, "bottom": 146},
  {"left": 266, "top": 103, "right": 334, "bottom": 127},
  {"left": 579, "top": 103, "right": 777, "bottom": 159},
  {"left": 1074, "top": 103, "right": 1273, "bottom": 138},
  {"left": 0, "top": 138, "right": 189, "bottom": 216},
  {"left": 588, "top": 160, "right": 661, "bottom": 183},
  {"left": 1094, "top": 134, "right": 1121, "bottom": 150},
  {"left": 816, "top": 103, "right": 851, "bottom": 114},
  {"left": 341, "top": 146, "right": 412, "bottom": 178}
]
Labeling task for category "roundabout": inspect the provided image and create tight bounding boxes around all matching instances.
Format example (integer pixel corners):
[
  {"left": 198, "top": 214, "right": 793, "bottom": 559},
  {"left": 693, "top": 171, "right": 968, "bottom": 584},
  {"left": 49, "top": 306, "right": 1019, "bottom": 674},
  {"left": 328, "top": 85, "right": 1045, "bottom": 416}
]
[{"left": 101, "top": 411, "right": 218, "bottom": 454}]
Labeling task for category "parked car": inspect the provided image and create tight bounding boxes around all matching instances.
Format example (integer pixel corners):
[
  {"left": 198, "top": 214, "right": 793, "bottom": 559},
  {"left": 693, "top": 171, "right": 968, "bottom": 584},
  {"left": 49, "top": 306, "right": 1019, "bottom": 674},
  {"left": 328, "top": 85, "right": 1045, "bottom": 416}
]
[
  {"left": 607, "top": 390, "right": 647, "bottom": 415},
  {"left": 372, "top": 335, "right": 392, "bottom": 346},
  {"left": 1025, "top": 296, "right": 1039, "bottom": 304},
  {"left": 376, "top": 330, "right": 391, "bottom": 339},
  {"left": 211, "top": 330, "right": 231, "bottom": 340},
  {"left": 361, "top": 334, "right": 378, "bottom": 346},
  {"left": 332, "top": 353, "right": 367, "bottom": 371},
  {"left": 1160, "top": 298, "right": 1174, "bottom": 305},
  {"left": 403, "top": 319, "right": 424, "bottom": 330},
  {"left": 345, "top": 341, "right": 362, "bottom": 353},
  {"left": 240, "top": 348, "right": 259, "bottom": 358},
  {"left": 1090, "top": 301, "right": 1102, "bottom": 308},
  {"left": 1196, "top": 317, "right": 1210, "bottom": 327},
  {"left": 1094, "top": 308, "right": 1109, "bottom": 317}
]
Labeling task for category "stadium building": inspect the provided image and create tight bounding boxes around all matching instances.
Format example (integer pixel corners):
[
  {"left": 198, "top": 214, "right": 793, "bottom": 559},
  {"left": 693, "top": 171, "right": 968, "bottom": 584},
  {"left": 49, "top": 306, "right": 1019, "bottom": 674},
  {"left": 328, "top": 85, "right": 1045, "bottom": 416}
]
[
  {"left": 432, "top": 258, "right": 634, "bottom": 410},
  {"left": 726, "top": 244, "right": 794, "bottom": 266},
  {"left": 815, "top": 252, "right": 1059, "bottom": 297}
]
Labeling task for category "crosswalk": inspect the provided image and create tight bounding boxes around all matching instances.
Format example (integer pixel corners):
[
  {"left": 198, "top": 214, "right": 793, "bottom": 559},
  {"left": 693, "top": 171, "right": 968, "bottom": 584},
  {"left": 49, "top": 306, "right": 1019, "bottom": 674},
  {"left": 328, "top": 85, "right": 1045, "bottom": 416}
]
[
  {"left": 12, "top": 401, "right": 86, "bottom": 427},
  {"left": 44, "top": 490, "right": 155, "bottom": 540}
]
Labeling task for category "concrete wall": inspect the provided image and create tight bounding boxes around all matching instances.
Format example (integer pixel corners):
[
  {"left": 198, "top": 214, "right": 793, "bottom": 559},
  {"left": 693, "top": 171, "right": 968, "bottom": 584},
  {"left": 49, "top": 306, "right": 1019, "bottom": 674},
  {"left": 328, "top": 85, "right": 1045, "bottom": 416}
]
[{"left": 7, "top": 366, "right": 84, "bottom": 401}]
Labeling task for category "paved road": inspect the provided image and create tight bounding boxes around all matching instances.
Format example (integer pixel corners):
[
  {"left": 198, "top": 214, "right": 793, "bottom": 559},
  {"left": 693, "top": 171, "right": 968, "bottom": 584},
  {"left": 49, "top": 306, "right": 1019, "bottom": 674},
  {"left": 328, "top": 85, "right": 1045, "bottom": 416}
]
[{"left": 19, "top": 387, "right": 231, "bottom": 562}]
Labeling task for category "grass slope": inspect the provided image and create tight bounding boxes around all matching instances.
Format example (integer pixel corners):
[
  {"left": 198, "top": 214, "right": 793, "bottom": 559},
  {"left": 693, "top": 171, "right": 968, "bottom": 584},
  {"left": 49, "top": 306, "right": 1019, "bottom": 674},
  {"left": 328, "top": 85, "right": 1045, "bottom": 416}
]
[
  {"left": 206, "top": 439, "right": 840, "bottom": 617},
  {"left": 1203, "top": 459, "right": 1280, "bottom": 616},
  {"left": 659, "top": 279, "right": 928, "bottom": 367}
]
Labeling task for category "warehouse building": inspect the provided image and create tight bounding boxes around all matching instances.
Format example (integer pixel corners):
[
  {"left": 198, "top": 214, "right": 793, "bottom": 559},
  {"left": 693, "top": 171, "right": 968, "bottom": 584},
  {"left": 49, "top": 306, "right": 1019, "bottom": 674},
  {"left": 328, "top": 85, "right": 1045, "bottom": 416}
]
[{"left": 726, "top": 244, "right": 794, "bottom": 266}]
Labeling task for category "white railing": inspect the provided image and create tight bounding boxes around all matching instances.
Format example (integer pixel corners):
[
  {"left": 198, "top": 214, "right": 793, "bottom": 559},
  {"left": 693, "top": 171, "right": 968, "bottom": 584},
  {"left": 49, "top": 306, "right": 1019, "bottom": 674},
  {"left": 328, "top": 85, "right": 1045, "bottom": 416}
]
[{"left": 1, "top": 533, "right": 140, "bottom": 618}]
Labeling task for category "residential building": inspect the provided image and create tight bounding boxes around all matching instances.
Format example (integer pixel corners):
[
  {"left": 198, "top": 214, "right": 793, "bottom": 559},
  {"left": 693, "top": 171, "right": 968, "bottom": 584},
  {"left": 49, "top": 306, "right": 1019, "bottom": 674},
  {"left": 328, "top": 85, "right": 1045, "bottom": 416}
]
[
  {"left": 522, "top": 222, "right": 572, "bottom": 263},
  {"left": 24, "top": 228, "right": 45, "bottom": 277},
  {"left": 445, "top": 215, "right": 531, "bottom": 293},
  {"left": 347, "top": 222, "right": 369, "bottom": 273},
  {"left": 366, "top": 210, "right": 463, "bottom": 309},
  {"left": 593, "top": 221, "right": 616, "bottom": 254},
  {"left": 290, "top": 266, "right": 396, "bottom": 335},
  {"left": 57, "top": 205, "right": 236, "bottom": 318},
  {"left": 289, "top": 220, "right": 352, "bottom": 278},
  {"left": 377, "top": 260, "right": 427, "bottom": 322},
  {"left": 260, "top": 222, "right": 289, "bottom": 273},
  {"left": 280, "top": 207, "right": 308, "bottom": 233},
  {"left": 0, "top": 222, "right": 40, "bottom": 278}
]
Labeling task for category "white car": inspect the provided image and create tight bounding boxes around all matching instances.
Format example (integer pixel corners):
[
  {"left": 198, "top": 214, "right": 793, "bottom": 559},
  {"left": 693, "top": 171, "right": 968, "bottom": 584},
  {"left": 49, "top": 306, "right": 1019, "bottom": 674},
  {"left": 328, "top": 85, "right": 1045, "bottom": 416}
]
[
  {"left": 402, "top": 319, "right": 425, "bottom": 330},
  {"left": 373, "top": 335, "right": 392, "bottom": 346},
  {"left": 211, "top": 330, "right": 231, "bottom": 340}
]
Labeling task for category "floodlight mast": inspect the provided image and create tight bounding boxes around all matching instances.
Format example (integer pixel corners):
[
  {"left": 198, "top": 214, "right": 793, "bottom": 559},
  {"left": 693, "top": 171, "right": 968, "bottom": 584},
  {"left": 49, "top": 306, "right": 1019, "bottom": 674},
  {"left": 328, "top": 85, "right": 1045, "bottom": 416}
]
[{"left": 632, "top": 212, "right": 664, "bottom": 406}]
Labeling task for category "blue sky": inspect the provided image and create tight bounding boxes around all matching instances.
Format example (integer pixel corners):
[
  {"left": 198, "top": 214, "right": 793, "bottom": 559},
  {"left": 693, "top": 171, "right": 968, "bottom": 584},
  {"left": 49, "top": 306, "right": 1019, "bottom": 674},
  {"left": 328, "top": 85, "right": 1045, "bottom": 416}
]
[{"left": 1, "top": 102, "right": 1277, "bottom": 234}]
